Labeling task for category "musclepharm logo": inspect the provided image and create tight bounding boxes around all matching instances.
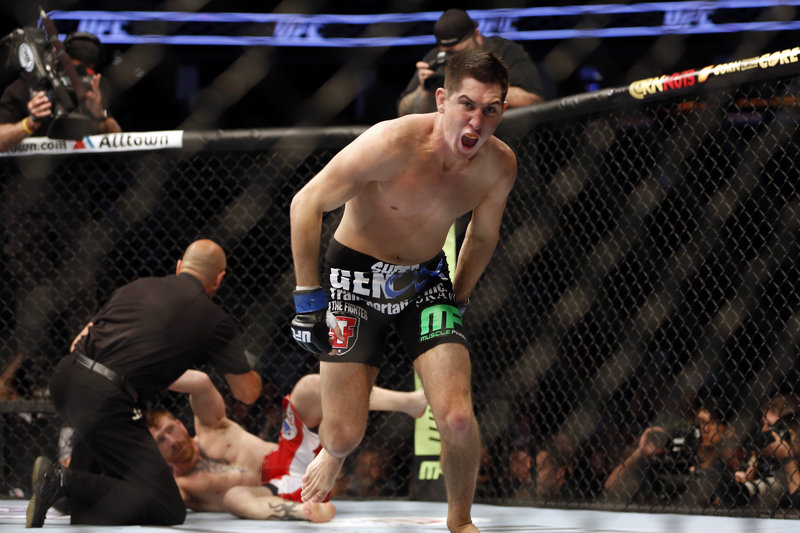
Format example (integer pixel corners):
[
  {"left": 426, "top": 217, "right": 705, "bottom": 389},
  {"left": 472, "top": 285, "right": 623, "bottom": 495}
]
[
  {"left": 420, "top": 305, "right": 462, "bottom": 341},
  {"left": 418, "top": 460, "right": 442, "bottom": 481}
]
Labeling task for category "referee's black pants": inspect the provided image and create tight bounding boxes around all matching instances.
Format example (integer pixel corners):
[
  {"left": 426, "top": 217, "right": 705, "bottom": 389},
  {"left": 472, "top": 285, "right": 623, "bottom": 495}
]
[{"left": 49, "top": 356, "right": 186, "bottom": 525}]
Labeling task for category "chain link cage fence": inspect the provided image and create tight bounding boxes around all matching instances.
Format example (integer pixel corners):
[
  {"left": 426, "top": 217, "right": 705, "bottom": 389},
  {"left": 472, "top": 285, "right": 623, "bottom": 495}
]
[{"left": 1, "top": 59, "right": 800, "bottom": 520}]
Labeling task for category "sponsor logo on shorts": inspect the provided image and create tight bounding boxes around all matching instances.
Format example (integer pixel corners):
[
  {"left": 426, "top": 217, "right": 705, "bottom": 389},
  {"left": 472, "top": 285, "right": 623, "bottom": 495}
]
[
  {"left": 282, "top": 406, "right": 298, "bottom": 440},
  {"left": 328, "top": 315, "right": 359, "bottom": 354},
  {"left": 330, "top": 258, "right": 446, "bottom": 302},
  {"left": 419, "top": 304, "right": 462, "bottom": 342}
]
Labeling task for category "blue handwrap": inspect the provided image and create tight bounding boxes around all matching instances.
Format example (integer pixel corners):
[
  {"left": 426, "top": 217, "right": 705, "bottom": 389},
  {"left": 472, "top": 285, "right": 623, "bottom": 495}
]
[{"left": 293, "top": 287, "right": 327, "bottom": 313}]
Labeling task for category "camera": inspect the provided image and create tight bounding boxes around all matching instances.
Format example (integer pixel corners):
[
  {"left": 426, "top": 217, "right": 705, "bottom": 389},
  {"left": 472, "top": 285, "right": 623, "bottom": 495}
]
[
  {"left": 741, "top": 476, "right": 780, "bottom": 498},
  {"left": 423, "top": 51, "right": 452, "bottom": 91},
  {"left": 1, "top": 27, "right": 94, "bottom": 139},
  {"left": 639, "top": 427, "right": 700, "bottom": 503},
  {"left": 658, "top": 426, "right": 701, "bottom": 471},
  {"left": 748, "top": 415, "right": 795, "bottom": 451},
  {"left": 713, "top": 473, "right": 781, "bottom": 507}
]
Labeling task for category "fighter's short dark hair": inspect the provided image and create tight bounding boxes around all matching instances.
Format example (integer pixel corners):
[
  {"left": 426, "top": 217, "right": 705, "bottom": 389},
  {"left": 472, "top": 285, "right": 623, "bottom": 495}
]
[{"left": 444, "top": 49, "right": 509, "bottom": 101}]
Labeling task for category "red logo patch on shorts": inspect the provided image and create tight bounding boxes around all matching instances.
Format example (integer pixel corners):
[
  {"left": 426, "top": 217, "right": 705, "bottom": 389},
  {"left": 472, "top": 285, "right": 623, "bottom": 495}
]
[{"left": 329, "top": 315, "right": 358, "bottom": 354}]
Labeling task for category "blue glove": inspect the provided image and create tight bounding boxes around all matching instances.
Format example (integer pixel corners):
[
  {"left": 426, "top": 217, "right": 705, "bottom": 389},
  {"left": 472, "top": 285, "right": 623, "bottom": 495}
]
[{"left": 291, "top": 287, "right": 336, "bottom": 355}]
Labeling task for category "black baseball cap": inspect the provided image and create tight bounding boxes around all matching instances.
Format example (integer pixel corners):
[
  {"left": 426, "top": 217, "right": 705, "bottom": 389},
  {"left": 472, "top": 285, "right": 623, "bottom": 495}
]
[
  {"left": 65, "top": 32, "right": 103, "bottom": 65},
  {"left": 434, "top": 9, "right": 477, "bottom": 47}
]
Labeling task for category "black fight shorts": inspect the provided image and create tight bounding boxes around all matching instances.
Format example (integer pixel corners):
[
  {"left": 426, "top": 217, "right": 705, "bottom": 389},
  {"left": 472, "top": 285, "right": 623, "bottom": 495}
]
[{"left": 321, "top": 238, "right": 469, "bottom": 366}]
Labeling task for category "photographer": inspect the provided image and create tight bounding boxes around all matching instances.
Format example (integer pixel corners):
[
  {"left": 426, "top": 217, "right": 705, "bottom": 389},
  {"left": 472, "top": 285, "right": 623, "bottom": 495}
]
[
  {"left": 603, "top": 403, "right": 737, "bottom": 508},
  {"left": 397, "top": 8, "right": 544, "bottom": 116},
  {"left": 0, "top": 31, "right": 120, "bottom": 151},
  {"left": 729, "top": 394, "right": 800, "bottom": 510}
]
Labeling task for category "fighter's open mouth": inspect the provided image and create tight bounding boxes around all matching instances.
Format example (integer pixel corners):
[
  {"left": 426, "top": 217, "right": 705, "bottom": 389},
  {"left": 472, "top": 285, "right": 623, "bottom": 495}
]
[{"left": 462, "top": 133, "right": 478, "bottom": 148}]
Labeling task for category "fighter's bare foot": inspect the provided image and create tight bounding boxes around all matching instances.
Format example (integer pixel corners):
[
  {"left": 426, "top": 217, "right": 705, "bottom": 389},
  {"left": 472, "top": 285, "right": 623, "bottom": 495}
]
[
  {"left": 303, "top": 501, "right": 336, "bottom": 523},
  {"left": 301, "top": 449, "right": 344, "bottom": 503},
  {"left": 448, "top": 519, "right": 480, "bottom": 532}
]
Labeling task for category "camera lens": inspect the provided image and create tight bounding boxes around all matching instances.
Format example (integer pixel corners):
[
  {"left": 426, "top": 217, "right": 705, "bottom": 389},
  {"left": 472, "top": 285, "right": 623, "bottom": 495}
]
[{"left": 748, "top": 431, "right": 774, "bottom": 450}]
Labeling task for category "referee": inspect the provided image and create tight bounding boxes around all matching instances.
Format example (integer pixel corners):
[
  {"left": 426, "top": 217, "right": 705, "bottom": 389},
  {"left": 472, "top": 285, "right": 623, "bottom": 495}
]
[{"left": 26, "top": 239, "right": 262, "bottom": 527}]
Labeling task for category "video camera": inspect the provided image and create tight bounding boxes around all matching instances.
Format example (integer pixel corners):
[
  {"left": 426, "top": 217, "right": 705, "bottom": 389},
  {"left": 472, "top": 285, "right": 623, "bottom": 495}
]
[
  {"left": 640, "top": 427, "right": 701, "bottom": 503},
  {"left": 423, "top": 50, "right": 453, "bottom": 91},
  {"left": 661, "top": 427, "right": 701, "bottom": 470},
  {"left": 1, "top": 10, "right": 97, "bottom": 139}
]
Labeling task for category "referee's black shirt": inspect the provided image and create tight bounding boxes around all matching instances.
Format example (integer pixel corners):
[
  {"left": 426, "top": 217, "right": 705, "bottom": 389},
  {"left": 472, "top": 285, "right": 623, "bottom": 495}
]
[{"left": 72, "top": 272, "right": 250, "bottom": 400}]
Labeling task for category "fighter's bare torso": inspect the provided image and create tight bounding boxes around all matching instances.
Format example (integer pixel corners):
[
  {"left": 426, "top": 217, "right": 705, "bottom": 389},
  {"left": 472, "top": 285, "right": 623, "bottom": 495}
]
[
  {"left": 176, "top": 420, "right": 278, "bottom": 511},
  {"left": 333, "top": 113, "right": 514, "bottom": 265}
]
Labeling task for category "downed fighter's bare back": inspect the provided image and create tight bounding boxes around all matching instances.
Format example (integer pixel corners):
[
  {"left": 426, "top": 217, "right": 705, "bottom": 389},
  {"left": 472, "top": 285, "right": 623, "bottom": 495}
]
[
  {"left": 177, "top": 421, "right": 278, "bottom": 511},
  {"left": 334, "top": 113, "right": 508, "bottom": 265}
]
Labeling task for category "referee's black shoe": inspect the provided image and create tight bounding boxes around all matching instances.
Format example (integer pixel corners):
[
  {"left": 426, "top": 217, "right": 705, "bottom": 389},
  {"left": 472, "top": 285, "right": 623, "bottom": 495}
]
[{"left": 26, "top": 456, "right": 69, "bottom": 528}]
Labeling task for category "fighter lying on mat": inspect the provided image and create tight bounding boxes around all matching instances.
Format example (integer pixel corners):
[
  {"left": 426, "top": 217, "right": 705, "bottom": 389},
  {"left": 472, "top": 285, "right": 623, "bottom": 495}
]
[{"left": 147, "top": 369, "right": 427, "bottom": 522}]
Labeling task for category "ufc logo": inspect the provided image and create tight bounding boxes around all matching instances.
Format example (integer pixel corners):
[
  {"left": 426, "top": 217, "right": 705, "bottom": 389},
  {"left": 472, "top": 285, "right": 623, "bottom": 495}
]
[
  {"left": 330, "top": 316, "right": 358, "bottom": 350},
  {"left": 292, "top": 328, "right": 311, "bottom": 343}
]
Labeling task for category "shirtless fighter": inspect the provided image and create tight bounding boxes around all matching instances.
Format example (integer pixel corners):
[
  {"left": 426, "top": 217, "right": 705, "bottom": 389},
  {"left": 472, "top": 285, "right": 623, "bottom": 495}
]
[
  {"left": 147, "top": 369, "right": 427, "bottom": 521},
  {"left": 290, "top": 49, "right": 516, "bottom": 532}
]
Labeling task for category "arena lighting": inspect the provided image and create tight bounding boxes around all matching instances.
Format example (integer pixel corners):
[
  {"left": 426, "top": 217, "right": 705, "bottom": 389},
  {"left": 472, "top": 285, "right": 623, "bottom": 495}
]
[{"left": 46, "top": 1, "right": 800, "bottom": 47}]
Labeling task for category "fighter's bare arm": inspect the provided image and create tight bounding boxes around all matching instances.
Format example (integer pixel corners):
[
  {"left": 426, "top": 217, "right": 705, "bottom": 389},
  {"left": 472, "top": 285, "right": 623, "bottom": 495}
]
[
  {"left": 452, "top": 142, "right": 517, "bottom": 302},
  {"left": 168, "top": 370, "right": 228, "bottom": 429},
  {"left": 290, "top": 119, "right": 410, "bottom": 286}
]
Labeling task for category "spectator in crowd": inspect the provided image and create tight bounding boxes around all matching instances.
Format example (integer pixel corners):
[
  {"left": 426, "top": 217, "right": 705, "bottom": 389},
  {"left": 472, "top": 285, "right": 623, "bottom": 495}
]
[
  {"left": 147, "top": 370, "right": 426, "bottom": 520},
  {"left": 0, "top": 352, "right": 23, "bottom": 401},
  {"left": 757, "top": 394, "right": 800, "bottom": 509},
  {"left": 344, "top": 448, "right": 388, "bottom": 498},
  {"left": 25, "top": 239, "right": 262, "bottom": 527},
  {"left": 0, "top": 31, "right": 120, "bottom": 151},
  {"left": 603, "top": 400, "right": 738, "bottom": 508},
  {"left": 397, "top": 8, "right": 544, "bottom": 115},
  {"left": 724, "top": 394, "right": 800, "bottom": 510},
  {"left": 0, "top": 352, "right": 25, "bottom": 497},
  {"left": 474, "top": 442, "right": 500, "bottom": 499},
  {"left": 501, "top": 432, "right": 604, "bottom": 504},
  {"left": 533, "top": 433, "right": 605, "bottom": 503},
  {"left": 506, "top": 441, "right": 536, "bottom": 502}
]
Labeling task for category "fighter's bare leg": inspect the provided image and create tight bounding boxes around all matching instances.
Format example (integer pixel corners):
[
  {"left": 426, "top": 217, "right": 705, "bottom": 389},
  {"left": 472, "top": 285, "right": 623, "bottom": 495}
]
[
  {"left": 295, "top": 371, "right": 425, "bottom": 502},
  {"left": 289, "top": 374, "right": 323, "bottom": 427},
  {"left": 301, "top": 361, "right": 377, "bottom": 503},
  {"left": 222, "top": 486, "right": 335, "bottom": 522},
  {"left": 293, "top": 373, "right": 427, "bottom": 423},
  {"left": 369, "top": 385, "right": 428, "bottom": 418},
  {"left": 414, "top": 344, "right": 481, "bottom": 533}
]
